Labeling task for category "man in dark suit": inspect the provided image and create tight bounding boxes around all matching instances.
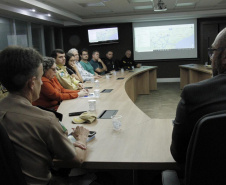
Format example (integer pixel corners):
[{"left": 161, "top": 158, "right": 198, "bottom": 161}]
[{"left": 171, "top": 28, "right": 226, "bottom": 165}]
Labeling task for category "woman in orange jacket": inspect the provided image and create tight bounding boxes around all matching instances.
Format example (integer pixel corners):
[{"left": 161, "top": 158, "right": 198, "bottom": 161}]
[{"left": 33, "top": 57, "right": 88, "bottom": 110}]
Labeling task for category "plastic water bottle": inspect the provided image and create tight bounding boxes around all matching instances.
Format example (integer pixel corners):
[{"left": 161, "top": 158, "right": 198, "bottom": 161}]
[{"left": 94, "top": 80, "right": 100, "bottom": 88}]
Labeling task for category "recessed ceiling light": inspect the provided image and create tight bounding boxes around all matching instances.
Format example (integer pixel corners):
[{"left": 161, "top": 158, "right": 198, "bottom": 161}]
[
  {"left": 47, "top": 13, "right": 51, "bottom": 17},
  {"left": 31, "top": 9, "right": 36, "bottom": 12}
]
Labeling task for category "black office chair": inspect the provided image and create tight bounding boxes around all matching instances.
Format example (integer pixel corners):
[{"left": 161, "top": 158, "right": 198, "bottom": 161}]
[
  {"left": 0, "top": 123, "right": 27, "bottom": 185},
  {"left": 162, "top": 110, "right": 226, "bottom": 185}
]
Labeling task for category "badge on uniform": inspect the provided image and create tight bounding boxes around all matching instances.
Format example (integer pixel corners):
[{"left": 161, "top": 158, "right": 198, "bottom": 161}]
[{"left": 60, "top": 72, "right": 64, "bottom": 77}]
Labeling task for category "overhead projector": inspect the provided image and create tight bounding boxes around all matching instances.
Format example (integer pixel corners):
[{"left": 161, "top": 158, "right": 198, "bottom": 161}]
[{"left": 154, "top": 0, "right": 167, "bottom": 11}]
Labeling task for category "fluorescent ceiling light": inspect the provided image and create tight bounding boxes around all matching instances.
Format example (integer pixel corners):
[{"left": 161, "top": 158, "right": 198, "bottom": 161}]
[
  {"left": 129, "top": 0, "right": 153, "bottom": 2},
  {"left": 79, "top": 2, "right": 105, "bottom": 7},
  {"left": 134, "top": 5, "right": 153, "bottom": 10},
  {"left": 176, "top": 2, "right": 195, "bottom": 7}
]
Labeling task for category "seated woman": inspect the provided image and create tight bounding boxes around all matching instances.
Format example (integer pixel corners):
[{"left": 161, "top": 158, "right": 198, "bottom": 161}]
[
  {"left": 33, "top": 57, "right": 88, "bottom": 110},
  {"left": 65, "top": 53, "right": 83, "bottom": 82}
]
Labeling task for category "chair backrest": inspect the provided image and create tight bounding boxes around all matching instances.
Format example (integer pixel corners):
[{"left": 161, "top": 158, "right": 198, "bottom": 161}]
[
  {"left": 185, "top": 110, "right": 226, "bottom": 185},
  {"left": 0, "top": 123, "right": 27, "bottom": 185}
]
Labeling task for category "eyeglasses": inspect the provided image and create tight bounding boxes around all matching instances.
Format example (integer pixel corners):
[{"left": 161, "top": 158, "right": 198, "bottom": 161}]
[{"left": 208, "top": 47, "right": 226, "bottom": 58}]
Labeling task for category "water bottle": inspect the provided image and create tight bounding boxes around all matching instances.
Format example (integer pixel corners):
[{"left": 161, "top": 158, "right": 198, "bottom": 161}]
[{"left": 94, "top": 80, "right": 100, "bottom": 88}]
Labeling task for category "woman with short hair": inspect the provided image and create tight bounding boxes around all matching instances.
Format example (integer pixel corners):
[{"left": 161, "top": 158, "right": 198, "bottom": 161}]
[{"left": 33, "top": 57, "right": 88, "bottom": 110}]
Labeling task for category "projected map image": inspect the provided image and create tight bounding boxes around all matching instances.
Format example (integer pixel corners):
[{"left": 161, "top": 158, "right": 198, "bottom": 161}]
[
  {"left": 88, "top": 27, "right": 118, "bottom": 43},
  {"left": 135, "top": 24, "right": 194, "bottom": 52}
]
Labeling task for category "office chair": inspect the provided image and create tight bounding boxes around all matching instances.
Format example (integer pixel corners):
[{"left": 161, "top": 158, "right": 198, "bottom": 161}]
[
  {"left": 0, "top": 123, "right": 27, "bottom": 185},
  {"left": 162, "top": 110, "right": 226, "bottom": 185}
]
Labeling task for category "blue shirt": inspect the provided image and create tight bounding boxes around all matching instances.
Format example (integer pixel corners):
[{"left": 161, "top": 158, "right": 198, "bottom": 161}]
[
  {"left": 89, "top": 59, "right": 105, "bottom": 75},
  {"left": 80, "top": 61, "right": 95, "bottom": 75}
]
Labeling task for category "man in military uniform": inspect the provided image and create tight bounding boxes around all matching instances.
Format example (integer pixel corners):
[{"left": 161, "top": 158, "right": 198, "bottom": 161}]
[
  {"left": 102, "top": 51, "right": 120, "bottom": 73},
  {"left": 51, "top": 49, "right": 84, "bottom": 90},
  {"left": 120, "top": 50, "right": 141, "bottom": 70},
  {"left": 0, "top": 46, "right": 90, "bottom": 185}
]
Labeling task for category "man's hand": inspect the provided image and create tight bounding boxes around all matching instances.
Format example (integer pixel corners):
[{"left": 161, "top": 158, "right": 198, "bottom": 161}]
[
  {"left": 97, "top": 58, "right": 107, "bottom": 71},
  {"left": 73, "top": 141, "right": 87, "bottom": 150},
  {"left": 72, "top": 126, "right": 89, "bottom": 143},
  {"left": 70, "top": 63, "right": 76, "bottom": 68},
  {"left": 97, "top": 58, "right": 103, "bottom": 63},
  {"left": 94, "top": 75, "right": 102, "bottom": 79},
  {"left": 78, "top": 83, "right": 84, "bottom": 89},
  {"left": 78, "top": 89, "right": 89, "bottom": 97}
]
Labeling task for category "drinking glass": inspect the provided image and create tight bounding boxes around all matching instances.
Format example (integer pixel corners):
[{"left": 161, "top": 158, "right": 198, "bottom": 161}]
[
  {"left": 111, "top": 115, "right": 122, "bottom": 130},
  {"left": 88, "top": 100, "right": 96, "bottom": 111}
]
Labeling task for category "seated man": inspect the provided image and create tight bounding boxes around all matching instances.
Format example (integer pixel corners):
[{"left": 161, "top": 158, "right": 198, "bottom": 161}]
[
  {"left": 0, "top": 46, "right": 89, "bottom": 185},
  {"left": 102, "top": 50, "right": 119, "bottom": 73},
  {"left": 80, "top": 48, "right": 96, "bottom": 75},
  {"left": 0, "top": 82, "right": 8, "bottom": 100},
  {"left": 68, "top": 48, "right": 100, "bottom": 81},
  {"left": 50, "top": 49, "right": 83, "bottom": 90},
  {"left": 120, "top": 50, "right": 141, "bottom": 70},
  {"left": 90, "top": 50, "right": 107, "bottom": 75},
  {"left": 171, "top": 28, "right": 226, "bottom": 167}
]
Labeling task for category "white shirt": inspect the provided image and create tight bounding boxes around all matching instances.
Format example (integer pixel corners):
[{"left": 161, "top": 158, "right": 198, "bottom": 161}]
[{"left": 75, "top": 61, "right": 94, "bottom": 81}]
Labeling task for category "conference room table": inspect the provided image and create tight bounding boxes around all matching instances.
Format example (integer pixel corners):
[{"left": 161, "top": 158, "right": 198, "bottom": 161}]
[
  {"left": 179, "top": 64, "right": 212, "bottom": 89},
  {"left": 55, "top": 66, "right": 178, "bottom": 171}
]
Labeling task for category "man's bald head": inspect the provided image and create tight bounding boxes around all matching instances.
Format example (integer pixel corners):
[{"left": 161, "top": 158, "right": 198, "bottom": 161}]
[
  {"left": 211, "top": 28, "right": 226, "bottom": 76},
  {"left": 212, "top": 28, "right": 226, "bottom": 49},
  {"left": 125, "top": 50, "right": 132, "bottom": 58}
]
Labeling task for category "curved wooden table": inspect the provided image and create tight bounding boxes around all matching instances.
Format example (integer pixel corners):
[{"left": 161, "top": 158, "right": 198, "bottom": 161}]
[{"left": 56, "top": 66, "right": 178, "bottom": 170}]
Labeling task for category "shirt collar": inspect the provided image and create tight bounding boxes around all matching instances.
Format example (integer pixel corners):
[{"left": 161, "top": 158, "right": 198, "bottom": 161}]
[
  {"left": 56, "top": 64, "right": 66, "bottom": 70},
  {"left": 7, "top": 93, "right": 32, "bottom": 106}
]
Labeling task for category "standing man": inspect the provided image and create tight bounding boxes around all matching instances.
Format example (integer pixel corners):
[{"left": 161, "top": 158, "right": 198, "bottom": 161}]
[
  {"left": 90, "top": 50, "right": 107, "bottom": 75},
  {"left": 120, "top": 50, "right": 141, "bottom": 70},
  {"left": 171, "top": 28, "right": 226, "bottom": 166},
  {"left": 50, "top": 49, "right": 83, "bottom": 90},
  {"left": 68, "top": 48, "right": 100, "bottom": 81},
  {"left": 0, "top": 46, "right": 89, "bottom": 184}
]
